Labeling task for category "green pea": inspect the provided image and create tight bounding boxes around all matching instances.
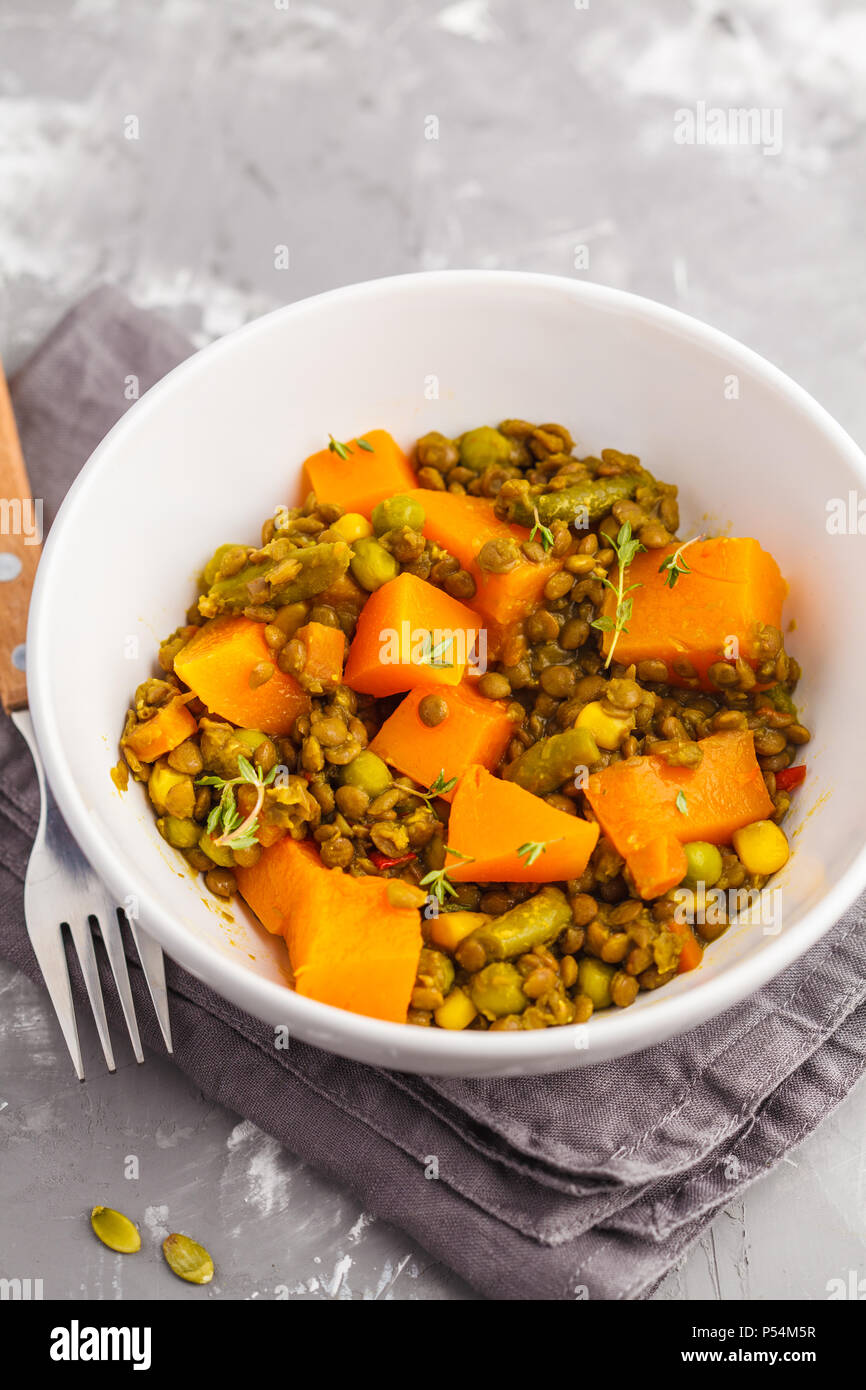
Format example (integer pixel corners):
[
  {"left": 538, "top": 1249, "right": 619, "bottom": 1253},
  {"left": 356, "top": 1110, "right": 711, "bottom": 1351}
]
[
  {"left": 577, "top": 957, "right": 615, "bottom": 1010},
  {"left": 682, "top": 841, "right": 723, "bottom": 889},
  {"left": 160, "top": 816, "right": 202, "bottom": 849},
  {"left": 469, "top": 963, "right": 528, "bottom": 1020},
  {"left": 458, "top": 426, "right": 513, "bottom": 474},
  {"left": 371, "top": 494, "right": 426, "bottom": 534},
  {"left": 341, "top": 750, "right": 392, "bottom": 798},
  {"left": 198, "top": 831, "right": 234, "bottom": 868},
  {"left": 349, "top": 537, "right": 399, "bottom": 591}
]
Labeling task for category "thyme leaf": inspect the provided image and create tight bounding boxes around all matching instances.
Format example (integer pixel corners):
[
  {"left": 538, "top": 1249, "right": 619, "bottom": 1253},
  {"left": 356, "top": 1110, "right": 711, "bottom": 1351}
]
[
  {"left": 658, "top": 535, "right": 703, "bottom": 590},
  {"left": 529, "top": 506, "right": 555, "bottom": 552},
  {"left": 590, "top": 521, "right": 645, "bottom": 669},
  {"left": 516, "top": 838, "right": 563, "bottom": 867},
  {"left": 418, "top": 846, "right": 474, "bottom": 905},
  {"left": 327, "top": 433, "right": 352, "bottom": 459}
]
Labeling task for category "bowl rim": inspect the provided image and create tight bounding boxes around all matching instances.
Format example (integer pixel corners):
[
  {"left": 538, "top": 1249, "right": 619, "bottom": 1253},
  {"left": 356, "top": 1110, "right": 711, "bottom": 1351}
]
[{"left": 26, "top": 269, "right": 866, "bottom": 1072}]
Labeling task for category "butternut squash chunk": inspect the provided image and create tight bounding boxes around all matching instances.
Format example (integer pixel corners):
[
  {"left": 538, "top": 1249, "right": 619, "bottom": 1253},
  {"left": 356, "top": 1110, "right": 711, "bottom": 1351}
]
[
  {"left": 403, "top": 489, "right": 562, "bottom": 654},
  {"left": 446, "top": 764, "right": 599, "bottom": 882},
  {"left": 599, "top": 536, "right": 787, "bottom": 688},
  {"left": 122, "top": 696, "right": 197, "bottom": 763},
  {"left": 625, "top": 833, "right": 688, "bottom": 901},
  {"left": 585, "top": 729, "right": 773, "bottom": 898},
  {"left": 296, "top": 620, "right": 345, "bottom": 690},
  {"left": 301, "top": 429, "right": 415, "bottom": 516},
  {"left": 370, "top": 683, "right": 513, "bottom": 797},
  {"left": 235, "top": 837, "right": 422, "bottom": 1022},
  {"left": 343, "top": 572, "right": 481, "bottom": 697},
  {"left": 671, "top": 918, "right": 704, "bottom": 973},
  {"left": 174, "top": 616, "right": 309, "bottom": 736}
]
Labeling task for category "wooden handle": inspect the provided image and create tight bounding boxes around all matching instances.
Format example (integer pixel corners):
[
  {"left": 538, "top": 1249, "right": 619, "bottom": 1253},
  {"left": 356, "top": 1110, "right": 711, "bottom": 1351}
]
[{"left": 0, "top": 358, "right": 41, "bottom": 712}]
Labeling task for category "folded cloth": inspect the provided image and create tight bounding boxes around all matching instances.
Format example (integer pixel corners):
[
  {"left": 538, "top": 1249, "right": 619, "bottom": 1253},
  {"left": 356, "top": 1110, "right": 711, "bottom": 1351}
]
[{"left": 2, "top": 286, "right": 864, "bottom": 1300}]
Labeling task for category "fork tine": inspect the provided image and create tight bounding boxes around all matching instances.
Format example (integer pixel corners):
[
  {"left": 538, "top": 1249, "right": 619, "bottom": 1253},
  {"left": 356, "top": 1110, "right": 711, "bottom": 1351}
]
[
  {"left": 66, "top": 918, "right": 116, "bottom": 1072},
  {"left": 28, "top": 923, "right": 85, "bottom": 1081},
  {"left": 12, "top": 708, "right": 174, "bottom": 1076},
  {"left": 127, "top": 918, "right": 174, "bottom": 1055},
  {"left": 98, "top": 909, "right": 144, "bottom": 1065}
]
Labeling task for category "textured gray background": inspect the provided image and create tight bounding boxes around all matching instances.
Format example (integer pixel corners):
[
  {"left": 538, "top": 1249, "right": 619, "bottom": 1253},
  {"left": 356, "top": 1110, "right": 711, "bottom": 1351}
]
[{"left": 1, "top": 0, "right": 865, "bottom": 1300}]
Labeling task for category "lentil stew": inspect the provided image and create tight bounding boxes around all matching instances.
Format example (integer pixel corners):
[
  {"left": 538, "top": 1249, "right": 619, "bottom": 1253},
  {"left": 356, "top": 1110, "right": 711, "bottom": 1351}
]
[{"left": 118, "top": 422, "right": 809, "bottom": 1030}]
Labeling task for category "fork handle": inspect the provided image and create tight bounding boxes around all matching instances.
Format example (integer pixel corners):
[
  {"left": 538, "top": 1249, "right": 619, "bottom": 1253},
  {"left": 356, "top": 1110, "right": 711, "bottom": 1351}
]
[{"left": 0, "top": 359, "right": 42, "bottom": 713}]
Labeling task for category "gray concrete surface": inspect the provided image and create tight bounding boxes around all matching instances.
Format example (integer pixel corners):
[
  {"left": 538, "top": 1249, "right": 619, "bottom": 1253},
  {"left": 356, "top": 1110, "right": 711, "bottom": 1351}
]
[{"left": 1, "top": 0, "right": 865, "bottom": 1300}]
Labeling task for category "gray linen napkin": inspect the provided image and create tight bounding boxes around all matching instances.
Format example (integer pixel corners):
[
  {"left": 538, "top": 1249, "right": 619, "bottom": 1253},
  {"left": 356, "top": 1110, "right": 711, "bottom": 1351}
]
[{"left": 2, "top": 286, "right": 864, "bottom": 1300}]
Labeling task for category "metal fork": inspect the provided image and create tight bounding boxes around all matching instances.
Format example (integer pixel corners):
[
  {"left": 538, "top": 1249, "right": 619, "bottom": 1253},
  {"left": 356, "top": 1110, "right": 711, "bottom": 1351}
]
[
  {"left": 1, "top": 359, "right": 172, "bottom": 1079},
  {"left": 14, "top": 710, "right": 173, "bottom": 1079}
]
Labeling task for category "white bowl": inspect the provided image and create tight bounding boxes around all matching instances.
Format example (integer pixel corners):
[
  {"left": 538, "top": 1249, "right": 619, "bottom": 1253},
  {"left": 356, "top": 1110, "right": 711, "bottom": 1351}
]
[{"left": 27, "top": 271, "right": 866, "bottom": 1077}]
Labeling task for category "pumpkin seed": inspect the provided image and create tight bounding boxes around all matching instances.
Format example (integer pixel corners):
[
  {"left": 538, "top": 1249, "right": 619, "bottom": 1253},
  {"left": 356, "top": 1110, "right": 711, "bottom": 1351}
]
[
  {"left": 90, "top": 1206, "right": 141, "bottom": 1254},
  {"left": 162, "top": 1232, "right": 214, "bottom": 1284}
]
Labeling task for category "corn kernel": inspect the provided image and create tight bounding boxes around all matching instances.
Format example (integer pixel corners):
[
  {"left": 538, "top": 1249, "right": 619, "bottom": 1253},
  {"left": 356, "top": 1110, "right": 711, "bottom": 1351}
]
[
  {"left": 434, "top": 986, "right": 478, "bottom": 1030},
  {"left": 732, "top": 819, "right": 789, "bottom": 876},
  {"left": 148, "top": 761, "right": 194, "bottom": 816},
  {"left": 575, "top": 700, "right": 633, "bottom": 750},
  {"left": 429, "top": 911, "right": 490, "bottom": 953},
  {"left": 332, "top": 512, "right": 373, "bottom": 543}
]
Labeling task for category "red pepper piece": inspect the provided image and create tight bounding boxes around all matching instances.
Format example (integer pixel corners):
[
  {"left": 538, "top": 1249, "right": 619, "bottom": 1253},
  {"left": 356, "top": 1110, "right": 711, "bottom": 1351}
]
[
  {"left": 369, "top": 850, "right": 416, "bottom": 870},
  {"left": 775, "top": 764, "right": 806, "bottom": 791}
]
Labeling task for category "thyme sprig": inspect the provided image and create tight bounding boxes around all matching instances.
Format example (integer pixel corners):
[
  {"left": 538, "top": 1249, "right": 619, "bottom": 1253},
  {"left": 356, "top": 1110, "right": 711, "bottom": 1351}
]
[
  {"left": 658, "top": 535, "right": 703, "bottom": 590},
  {"left": 197, "top": 755, "right": 279, "bottom": 850},
  {"left": 419, "top": 846, "right": 474, "bottom": 905},
  {"left": 426, "top": 633, "right": 455, "bottom": 668},
  {"left": 590, "top": 521, "right": 645, "bottom": 669},
  {"left": 529, "top": 506, "right": 555, "bottom": 552},
  {"left": 327, "top": 433, "right": 351, "bottom": 460},
  {"left": 328, "top": 433, "right": 373, "bottom": 458},
  {"left": 400, "top": 768, "right": 459, "bottom": 805},
  {"left": 428, "top": 769, "right": 458, "bottom": 797}
]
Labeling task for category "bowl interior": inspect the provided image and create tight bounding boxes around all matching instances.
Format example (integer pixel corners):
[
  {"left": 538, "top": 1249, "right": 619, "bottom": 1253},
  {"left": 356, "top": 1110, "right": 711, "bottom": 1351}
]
[{"left": 28, "top": 273, "right": 866, "bottom": 1075}]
